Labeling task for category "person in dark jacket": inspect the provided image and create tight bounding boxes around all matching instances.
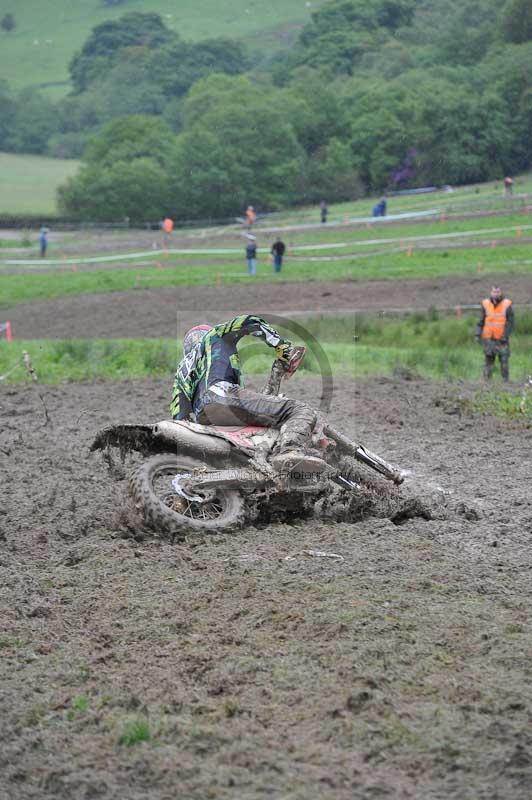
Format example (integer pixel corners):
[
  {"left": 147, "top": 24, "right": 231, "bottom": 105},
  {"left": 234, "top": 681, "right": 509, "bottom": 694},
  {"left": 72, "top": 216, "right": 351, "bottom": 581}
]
[
  {"left": 271, "top": 237, "right": 286, "bottom": 273},
  {"left": 372, "top": 198, "right": 387, "bottom": 218},
  {"left": 475, "top": 286, "right": 514, "bottom": 381}
]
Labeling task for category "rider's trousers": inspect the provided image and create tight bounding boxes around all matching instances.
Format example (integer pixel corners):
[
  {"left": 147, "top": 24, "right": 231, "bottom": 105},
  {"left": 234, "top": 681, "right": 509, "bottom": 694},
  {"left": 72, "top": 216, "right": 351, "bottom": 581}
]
[{"left": 196, "top": 384, "right": 316, "bottom": 451}]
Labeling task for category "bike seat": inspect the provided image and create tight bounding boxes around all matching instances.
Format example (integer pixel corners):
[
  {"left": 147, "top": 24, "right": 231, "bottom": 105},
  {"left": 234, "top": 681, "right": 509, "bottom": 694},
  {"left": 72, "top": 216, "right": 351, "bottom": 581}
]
[{"left": 213, "top": 425, "right": 267, "bottom": 434}]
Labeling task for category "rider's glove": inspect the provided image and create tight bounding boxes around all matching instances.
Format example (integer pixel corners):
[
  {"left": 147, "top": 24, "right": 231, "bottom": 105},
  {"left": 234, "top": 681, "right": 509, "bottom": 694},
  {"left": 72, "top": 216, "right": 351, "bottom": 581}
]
[{"left": 275, "top": 342, "right": 292, "bottom": 363}]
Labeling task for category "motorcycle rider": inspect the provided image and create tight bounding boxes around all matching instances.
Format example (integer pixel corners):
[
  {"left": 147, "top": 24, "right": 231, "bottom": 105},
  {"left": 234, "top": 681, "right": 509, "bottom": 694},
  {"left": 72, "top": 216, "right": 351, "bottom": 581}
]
[{"left": 171, "top": 315, "right": 327, "bottom": 473}]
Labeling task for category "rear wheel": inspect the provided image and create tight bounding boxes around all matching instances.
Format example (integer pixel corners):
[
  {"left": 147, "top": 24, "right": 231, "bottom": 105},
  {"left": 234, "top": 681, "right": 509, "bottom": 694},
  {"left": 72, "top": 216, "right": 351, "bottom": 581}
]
[{"left": 129, "top": 454, "right": 246, "bottom": 536}]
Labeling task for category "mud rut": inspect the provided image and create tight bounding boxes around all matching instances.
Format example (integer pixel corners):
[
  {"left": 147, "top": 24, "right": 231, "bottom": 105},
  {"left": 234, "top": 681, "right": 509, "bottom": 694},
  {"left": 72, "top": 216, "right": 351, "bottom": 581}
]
[{"left": 1, "top": 374, "right": 531, "bottom": 799}]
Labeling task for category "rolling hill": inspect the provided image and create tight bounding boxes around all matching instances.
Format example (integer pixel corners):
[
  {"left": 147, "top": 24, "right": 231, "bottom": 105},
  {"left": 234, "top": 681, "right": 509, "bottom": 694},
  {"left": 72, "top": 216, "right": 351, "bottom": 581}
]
[{"left": 0, "top": 0, "right": 324, "bottom": 97}]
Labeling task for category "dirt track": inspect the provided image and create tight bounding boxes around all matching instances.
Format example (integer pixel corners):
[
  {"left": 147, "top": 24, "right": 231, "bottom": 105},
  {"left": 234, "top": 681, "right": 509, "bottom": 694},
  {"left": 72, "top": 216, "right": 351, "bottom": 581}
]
[
  {"left": 4, "top": 273, "right": 532, "bottom": 339},
  {"left": 1, "top": 375, "right": 531, "bottom": 799}
]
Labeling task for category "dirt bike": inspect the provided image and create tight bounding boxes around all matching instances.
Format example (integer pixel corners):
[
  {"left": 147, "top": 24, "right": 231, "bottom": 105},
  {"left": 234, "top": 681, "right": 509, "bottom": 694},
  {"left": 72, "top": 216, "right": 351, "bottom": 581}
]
[{"left": 91, "top": 347, "right": 404, "bottom": 537}]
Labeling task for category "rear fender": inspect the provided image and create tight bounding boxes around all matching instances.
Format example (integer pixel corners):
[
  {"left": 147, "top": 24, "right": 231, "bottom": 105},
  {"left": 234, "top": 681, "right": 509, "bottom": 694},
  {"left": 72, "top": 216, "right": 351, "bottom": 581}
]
[
  {"left": 91, "top": 421, "right": 235, "bottom": 461},
  {"left": 153, "top": 420, "right": 234, "bottom": 459},
  {"left": 91, "top": 420, "right": 277, "bottom": 461},
  {"left": 91, "top": 424, "right": 158, "bottom": 454}
]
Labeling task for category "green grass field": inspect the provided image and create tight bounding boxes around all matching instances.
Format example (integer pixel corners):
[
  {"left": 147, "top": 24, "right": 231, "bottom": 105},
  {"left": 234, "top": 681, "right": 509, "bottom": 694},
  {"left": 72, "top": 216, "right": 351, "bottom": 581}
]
[
  {"left": 1, "top": 335, "right": 530, "bottom": 384},
  {"left": 2, "top": 242, "right": 532, "bottom": 309},
  {"left": 0, "top": 152, "right": 80, "bottom": 215},
  {"left": 1, "top": 171, "right": 531, "bottom": 402},
  {"left": 0, "top": 0, "right": 324, "bottom": 93},
  {"left": 266, "top": 175, "right": 532, "bottom": 223},
  {"left": 1, "top": 312, "right": 531, "bottom": 389},
  {"left": 275, "top": 212, "right": 532, "bottom": 250},
  {"left": 2, "top": 311, "right": 530, "bottom": 422}
]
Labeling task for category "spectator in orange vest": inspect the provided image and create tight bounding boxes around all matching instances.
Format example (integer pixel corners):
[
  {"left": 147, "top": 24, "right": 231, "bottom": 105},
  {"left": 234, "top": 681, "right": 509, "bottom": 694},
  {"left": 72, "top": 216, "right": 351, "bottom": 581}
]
[
  {"left": 475, "top": 286, "right": 514, "bottom": 381},
  {"left": 162, "top": 216, "right": 174, "bottom": 247},
  {"left": 244, "top": 206, "right": 256, "bottom": 229}
]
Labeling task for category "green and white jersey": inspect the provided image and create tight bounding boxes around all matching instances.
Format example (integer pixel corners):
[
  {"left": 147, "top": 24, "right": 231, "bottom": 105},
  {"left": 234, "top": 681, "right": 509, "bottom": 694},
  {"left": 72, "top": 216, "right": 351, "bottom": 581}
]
[{"left": 170, "top": 315, "right": 288, "bottom": 420}]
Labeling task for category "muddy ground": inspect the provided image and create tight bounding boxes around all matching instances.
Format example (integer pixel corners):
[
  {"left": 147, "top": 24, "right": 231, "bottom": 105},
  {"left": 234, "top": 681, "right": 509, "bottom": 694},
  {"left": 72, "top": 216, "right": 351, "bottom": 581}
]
[
  {"left": 0, "top": 375, "right": 531, "bottom": 799},
  {"left": 4, "top": 273, "right": 532, "bottom": 339}
]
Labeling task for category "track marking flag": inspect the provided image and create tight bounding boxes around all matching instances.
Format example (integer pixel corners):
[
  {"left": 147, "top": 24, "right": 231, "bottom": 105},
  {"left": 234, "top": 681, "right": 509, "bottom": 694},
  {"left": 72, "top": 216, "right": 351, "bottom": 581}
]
[{"left": 0, "top": 321, "right": 13, "bottom": 342}]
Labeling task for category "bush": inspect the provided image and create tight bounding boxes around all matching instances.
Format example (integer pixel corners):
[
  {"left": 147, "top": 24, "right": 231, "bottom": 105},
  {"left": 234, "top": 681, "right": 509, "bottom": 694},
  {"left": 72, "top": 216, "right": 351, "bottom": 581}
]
[{"left": 58, "top": 157, "right": 171, "bottom": 221}]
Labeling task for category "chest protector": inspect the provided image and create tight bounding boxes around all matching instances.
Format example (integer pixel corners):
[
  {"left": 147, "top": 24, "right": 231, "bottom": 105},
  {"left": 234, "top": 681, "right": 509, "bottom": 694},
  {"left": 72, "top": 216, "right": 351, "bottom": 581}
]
[{"left": 481, "top": 298, "right": 512, "bottom": 340}]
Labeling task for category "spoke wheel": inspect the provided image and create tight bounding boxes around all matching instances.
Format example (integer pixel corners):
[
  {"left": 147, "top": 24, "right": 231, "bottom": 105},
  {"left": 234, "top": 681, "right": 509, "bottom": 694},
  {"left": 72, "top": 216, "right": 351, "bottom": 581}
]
[{"left": 129, "top": 454, "right": 245, "bottom": 535}]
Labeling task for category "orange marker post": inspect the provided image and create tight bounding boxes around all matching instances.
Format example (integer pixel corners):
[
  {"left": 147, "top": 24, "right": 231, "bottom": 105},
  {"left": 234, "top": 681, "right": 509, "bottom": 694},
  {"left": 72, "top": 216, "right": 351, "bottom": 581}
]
[
  {"left": 406, "top": 245, "right": 413, "bottom": 257},
  {"left": 6, "top": 321, "right": 12, "bottom": 342},
  {"left": 516, "top": 227, "right": 522, "bottom": 238}
]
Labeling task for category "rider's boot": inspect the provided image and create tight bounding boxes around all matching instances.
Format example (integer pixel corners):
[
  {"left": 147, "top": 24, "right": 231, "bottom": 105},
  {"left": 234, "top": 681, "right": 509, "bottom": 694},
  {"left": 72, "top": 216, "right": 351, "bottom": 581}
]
[
  {"left": 269, "top": 408, "right": 329, "bottom": 478},
  {"left": 271, "top": 428, "right": 329, "bottom": 477},
  {"left": 270, "top": 449, "right": 329, "bottom": 477}
]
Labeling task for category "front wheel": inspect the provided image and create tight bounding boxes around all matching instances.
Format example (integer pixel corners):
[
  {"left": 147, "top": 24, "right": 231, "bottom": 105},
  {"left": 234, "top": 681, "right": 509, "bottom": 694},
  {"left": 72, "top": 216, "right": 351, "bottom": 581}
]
[{"left": 129, "top": 454, "right": 246, "bottom": 536}]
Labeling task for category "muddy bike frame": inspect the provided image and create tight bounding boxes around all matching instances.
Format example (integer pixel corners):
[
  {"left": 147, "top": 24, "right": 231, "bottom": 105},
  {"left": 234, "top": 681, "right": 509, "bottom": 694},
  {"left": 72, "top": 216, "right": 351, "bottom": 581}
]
[{"left": 174, "top": 350, "right": 404, "bottom": 500}]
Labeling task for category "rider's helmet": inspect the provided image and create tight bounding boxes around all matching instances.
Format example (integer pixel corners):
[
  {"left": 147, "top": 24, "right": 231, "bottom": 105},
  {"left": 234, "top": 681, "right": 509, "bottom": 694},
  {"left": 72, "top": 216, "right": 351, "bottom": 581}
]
[{"left": 183, "top": 324, "right": 211, "bottom": 355}]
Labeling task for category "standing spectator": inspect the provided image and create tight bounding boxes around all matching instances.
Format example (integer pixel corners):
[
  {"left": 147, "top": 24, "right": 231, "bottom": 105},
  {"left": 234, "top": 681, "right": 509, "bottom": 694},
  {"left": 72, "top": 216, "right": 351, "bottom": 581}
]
[
  {"left": 244, "top": 206, "right": 256, "bottom": 230},
  {"left": 320, "top": 200, "right": 328, "bottom": 224},
  {"left": 372, "top": 198, "right": 387, "bottom": 218},
  {"left": 503, "top": 176, "right": 513, "bottom": 197},
  {"left": 245, "top": 236, "right": 257, "bottom": 276},
  {"left": 162, "top": 216, "right": 174, "bottom": 248},
  {"left": 475, "top": 286, "right": 514, "bottom": 382},
  {"left": 39, "top": 226, "right": 49, "bottom": 258},
  {"left": 271, "top": 237, "right": 286, "bottom": 273}
]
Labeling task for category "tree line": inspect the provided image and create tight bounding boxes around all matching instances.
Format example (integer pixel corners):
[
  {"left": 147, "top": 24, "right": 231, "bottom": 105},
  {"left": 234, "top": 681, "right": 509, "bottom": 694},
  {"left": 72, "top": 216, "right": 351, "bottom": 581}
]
[{"left": 2, "top": 1, "right": 532, "bottom": 220}]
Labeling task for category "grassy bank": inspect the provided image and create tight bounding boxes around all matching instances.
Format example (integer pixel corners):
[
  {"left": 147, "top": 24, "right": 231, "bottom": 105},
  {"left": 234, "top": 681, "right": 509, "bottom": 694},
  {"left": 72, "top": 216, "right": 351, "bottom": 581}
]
[
  {"left": 1, "top": 322, "right": 530, "bottom": 390},
  {"left": 304, "top": 309, "right": 532, "bottom": 347},
  {"left": 280, "top": 212, "right": 532, "bottom": 247},
  {"left": 4, "top": 210, "right": 532, "bottom": 261}
]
